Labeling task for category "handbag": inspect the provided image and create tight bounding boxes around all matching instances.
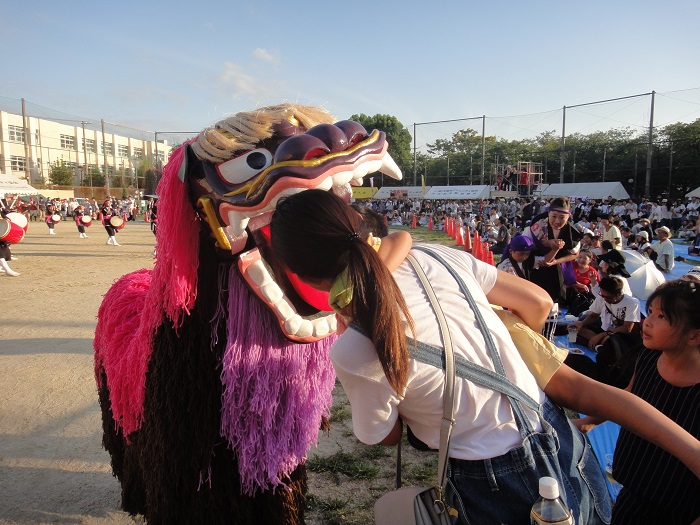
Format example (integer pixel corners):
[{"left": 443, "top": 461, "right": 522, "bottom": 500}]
[{"left": 374, "top": 253, "right": 458, "bottom": 525}]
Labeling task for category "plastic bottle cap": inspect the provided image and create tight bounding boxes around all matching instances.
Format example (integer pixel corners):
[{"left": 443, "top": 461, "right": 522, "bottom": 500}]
[{"left": 539, "top": 476, "right": 560, "bottom": 499}]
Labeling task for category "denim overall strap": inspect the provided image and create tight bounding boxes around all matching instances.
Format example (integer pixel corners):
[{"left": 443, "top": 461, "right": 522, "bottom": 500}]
[
  {"left": 407, "top": 338, "right": 539, "bottom": 412},
  {"left": 412, "top": 245, "right": 538, "bottom": 435}
]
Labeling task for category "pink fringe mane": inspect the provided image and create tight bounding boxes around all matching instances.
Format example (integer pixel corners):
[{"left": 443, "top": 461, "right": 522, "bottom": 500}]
[{"left": 94, "top": 144, "right": 200, "bottom": 437}]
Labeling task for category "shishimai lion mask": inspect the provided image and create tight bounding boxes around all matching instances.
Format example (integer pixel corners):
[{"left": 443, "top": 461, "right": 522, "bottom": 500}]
[{"left": 181, "top": 103, "right": 402, "bottom": 342}]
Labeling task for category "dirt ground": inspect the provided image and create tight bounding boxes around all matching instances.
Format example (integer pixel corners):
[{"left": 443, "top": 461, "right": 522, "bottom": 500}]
[{"left": 0, "top": 220, "right": 425, "bottom": 525}]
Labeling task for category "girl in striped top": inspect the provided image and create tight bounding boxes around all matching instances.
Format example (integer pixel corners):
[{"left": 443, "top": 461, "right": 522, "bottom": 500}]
[{"left": 578, "top": 280, "right": 700, "bottom": 524}]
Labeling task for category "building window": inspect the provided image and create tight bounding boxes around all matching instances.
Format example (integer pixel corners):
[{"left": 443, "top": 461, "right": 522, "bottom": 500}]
[
  {"left": 84, "top": 139, "right": 96, "bottom": 153},
  {"left": 61, "top": 134, "right": 76, "bottom": 149},
  {"left": 10, "top": 156, "right": 26, "bottom": 172},
  {"left": 118, "top": 144, "right": 129, "bottom": 157},
  {"left": 101, "top": 142, "right": 113, "bottom": 156},
  {"left": 8, "top": 125, "right": 26, "bottom": 143},
  {"left": 133, "top": 147, "right": 143, "bottom": 159}
]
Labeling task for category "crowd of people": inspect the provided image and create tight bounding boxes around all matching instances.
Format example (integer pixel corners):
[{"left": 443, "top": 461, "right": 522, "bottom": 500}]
[{"left": 0, "top": 194, "right": 159, "bottom": 276}]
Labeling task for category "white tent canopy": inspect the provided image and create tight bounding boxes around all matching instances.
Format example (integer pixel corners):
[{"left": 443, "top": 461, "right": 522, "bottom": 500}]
[
  {"left": 686, "top": 187, "right": 700, "bottom": 198},
  {"left": 540, "top": 182, "right": 629, "bottom": 200},
  {"left": 372, "top": 186, "right": 430, "bottom": 199},
  {"left": 0, "top": 173, "right": 38, "bottom": 195},
  {"left": 423, "top": 185, "right": 491, "bottom": 200}
]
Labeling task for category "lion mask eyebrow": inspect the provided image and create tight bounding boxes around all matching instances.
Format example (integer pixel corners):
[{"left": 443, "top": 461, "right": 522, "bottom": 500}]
[{"left": 191, "top": 103, "right": 336, "bottom": 163}]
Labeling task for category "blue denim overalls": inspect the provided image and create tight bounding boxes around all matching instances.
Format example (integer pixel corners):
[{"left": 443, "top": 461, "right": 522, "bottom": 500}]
[{"left": 407, "top": 247, "right": 612, "bottom": 525}]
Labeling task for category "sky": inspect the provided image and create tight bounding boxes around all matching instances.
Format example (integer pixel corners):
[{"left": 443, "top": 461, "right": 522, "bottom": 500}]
[{"left": 2, "top": 0, "right": 700, "bottom": 153}]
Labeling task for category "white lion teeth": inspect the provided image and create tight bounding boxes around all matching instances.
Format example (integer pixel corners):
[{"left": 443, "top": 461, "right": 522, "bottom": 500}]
[
  {"left": 315, "top": 177, "right": 333, "bottom": 191},
  {"left": 331, "top": 171, "right": 354, "bottom": 186},
  {"left": 244, "top": 260, "right": 337, "bottom": 339},
  {"left": 247, "top": 260, "right": 273, "bottom": 287},
  {"left": 226, "top": 211, "right": 250, "bottom": 237},
  {"left": 379, "top": 152, "right": 402, "bottom": 180},
  {"left": 260, "top": 282, "right": 283, "bottom": 303},
  {"left": 274, "top": 299, "right": 295, "bottom": 321},
  {"left": 284, "top": 315, "right": 303, "bottom": 335},
  {"left": 296, "top": 319, "right": 314, "bottom": 338}
]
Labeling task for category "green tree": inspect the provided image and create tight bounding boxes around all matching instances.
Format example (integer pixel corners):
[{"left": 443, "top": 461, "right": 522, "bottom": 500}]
[
  {"left": 349, "top": 113, "right": 412, "bottom": 186},
  {"left": 49, "top": 161, "right": 75, "bottom": 185}
]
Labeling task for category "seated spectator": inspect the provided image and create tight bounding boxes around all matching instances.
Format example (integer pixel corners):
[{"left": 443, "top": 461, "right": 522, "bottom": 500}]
[
  {"left": 571, "top": 251, "right": 600, "bottom": 296},
  {"left": 632, "top": 231, "right": 653, "bottom": 258},
  {"left": 568, "top": 276, "right": 641, "bottom": 349},
  {"left": 496, "top": 234, "right": 535, "bottom": 278},
  {"left": 490, "top": 217, "right": 511, "bottom": 253},
  {"left": 689, "top": 232, "right": 700, "bottom": 256},
  {"left": 651, "top": 226, "right": 675, "bottom": 273},
  {"left": 677, "top": 219, "right": 696, "bottom": 240}
]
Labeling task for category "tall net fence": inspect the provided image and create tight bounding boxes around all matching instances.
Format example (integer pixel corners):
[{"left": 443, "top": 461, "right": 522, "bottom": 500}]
[{"left": 410, "top": 87, "right": 700, "bottom": 197}]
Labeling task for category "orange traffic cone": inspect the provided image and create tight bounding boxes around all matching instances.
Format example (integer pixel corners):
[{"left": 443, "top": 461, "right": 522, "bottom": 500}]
[
  {"left": 472, "top": 237, "right": 481, "bottom": 260},
  {"left": 456, "top": 226, "right": 464, "bottom": 246},
  {"left": 428, "top": 215, "right": 433, "bottom": 231},
  {"left": 486, "top": 248, "right": 495, "bottom": 266},
  {"left": 482, "top": 241, "right": 490, "bottom": 262},
  {"left": 464, "top": 226, "right": 472, "bottom": 252},
  {"left": 411, "top": 214, "right": 417, "bottom": 229}
]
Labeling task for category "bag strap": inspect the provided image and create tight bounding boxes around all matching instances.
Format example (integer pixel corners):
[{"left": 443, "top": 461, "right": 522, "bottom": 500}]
[{"left": 405, "top": 253, "right": 454, "bottom": 493}]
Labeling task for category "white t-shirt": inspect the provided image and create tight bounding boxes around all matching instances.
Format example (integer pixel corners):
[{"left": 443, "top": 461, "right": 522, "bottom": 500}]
[
  {"left": 652, "top": 238, "right": 675, "bottom": 272},
  {"left": 589, "top": 293, "right": 640, "bottom": 331},
  {"left": 331, "top": 245, "right": 544, "bottom": 460}
]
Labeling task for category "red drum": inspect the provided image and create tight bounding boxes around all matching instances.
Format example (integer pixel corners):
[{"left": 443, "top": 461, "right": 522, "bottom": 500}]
[
  {"left": 52, "top": 214, "right": 62, "bottom": 223},
  {"left": 80, "top": 216, "right": 92, "bottom": 227},
  {"left": 109, "top": 215, "right": 124, "bottom": 228},
  {"left": 0, "top": 219, "right": 10, "bottom": 240},
  {"left": 0, "top": 219, "right": 25, "bottom": 244},
  {"left": 6, "top": 212, "right": 28, "bottom": 232}
]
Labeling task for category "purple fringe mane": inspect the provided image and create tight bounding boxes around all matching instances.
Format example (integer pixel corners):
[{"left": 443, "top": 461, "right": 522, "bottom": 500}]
[{"left": 220, "top": 269, "right": 336, "bottom": 495}]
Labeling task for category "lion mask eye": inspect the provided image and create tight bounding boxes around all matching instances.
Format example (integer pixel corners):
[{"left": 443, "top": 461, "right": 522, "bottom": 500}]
[{"left": 217, "top": 149, "right": 273, "bottom": 184}]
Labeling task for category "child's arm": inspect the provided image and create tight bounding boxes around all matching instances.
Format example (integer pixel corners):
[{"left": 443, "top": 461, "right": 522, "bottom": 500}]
[
  {"left": 377, "top": 230, "right": 412, "bottom": 272},
  {"left": 545, "top": 364, "right": 700, "bottom": 479}
]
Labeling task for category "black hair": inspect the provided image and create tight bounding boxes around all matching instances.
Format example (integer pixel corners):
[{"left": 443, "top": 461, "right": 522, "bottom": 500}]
[{"left": 646, "top": 280, "right": 700, "bottom": 333}]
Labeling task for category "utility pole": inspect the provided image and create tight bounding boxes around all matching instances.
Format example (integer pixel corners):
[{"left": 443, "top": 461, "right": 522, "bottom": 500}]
[
  {"left": 560, "top": 106, "right": 566, "bottom": 183},
  {"left": 645, "top": 91, "right": 655, "bottom": 198},
  {"left": 81, "top": 121, "right": 90, "bottom": 189},
  {"left": 21, "top": 98, "right": 31, "bottom": 181},
  {"left": 667, "top": 139, "right": 673, "bottom": 197},
  {"left": 102, "top": 119, "right": 110, "bottom": 195},
  {"left": 480, "top": 115, "right": 486, "bottom": 184}
]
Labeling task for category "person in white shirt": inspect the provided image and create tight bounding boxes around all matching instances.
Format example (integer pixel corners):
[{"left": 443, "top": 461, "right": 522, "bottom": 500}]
[
  {"left": 600, "top": 215, "right": 622, "bottom": 250},
  {"left": 569, "top": 276, "right": 641, "bottom": 349},
  {"left": 652, "top": 226, "right": 675, "bottom": 273}
]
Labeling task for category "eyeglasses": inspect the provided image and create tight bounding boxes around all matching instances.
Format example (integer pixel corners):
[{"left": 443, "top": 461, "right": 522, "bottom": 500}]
[{"left": 600, "top": 292, "right": 621, "bottom": 302}]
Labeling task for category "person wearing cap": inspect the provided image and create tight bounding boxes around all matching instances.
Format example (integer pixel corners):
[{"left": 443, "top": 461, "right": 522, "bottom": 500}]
[
  {"left": 652, "top": 226, "right": 675, "bottom": 273},
  {"left": 633, "top": 230, "right": 653, "bottom": 258},
  {"left": 497, "top": 234, "right": 535, "bottom": 278},
  {"left": 597, "top": 241, "right": 634, "bottom": 296},
  {"left": 636, "top": 217, "right": 653, "bottom": 239},
  {"left": 523, "top": 197, "right": 582, "bottom": 305},
  {"left": 680, "top": 266, "right": 700, "bottom": 283}
]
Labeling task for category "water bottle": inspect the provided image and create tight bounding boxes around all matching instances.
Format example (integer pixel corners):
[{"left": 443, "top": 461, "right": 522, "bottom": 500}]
[{"left": 530, "top": 477, "right": 574, "bottom": 525}]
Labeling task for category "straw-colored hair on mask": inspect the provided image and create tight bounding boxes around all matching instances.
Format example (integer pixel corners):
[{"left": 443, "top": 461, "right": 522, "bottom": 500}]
[{"left": 191, "top": 103, "right": 336, "bottom": 163}]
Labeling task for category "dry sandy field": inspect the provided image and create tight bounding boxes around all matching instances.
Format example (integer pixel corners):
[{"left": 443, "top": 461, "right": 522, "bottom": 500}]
[{"left": 0, "top": 220, "right": 428, "bottom": 525}]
